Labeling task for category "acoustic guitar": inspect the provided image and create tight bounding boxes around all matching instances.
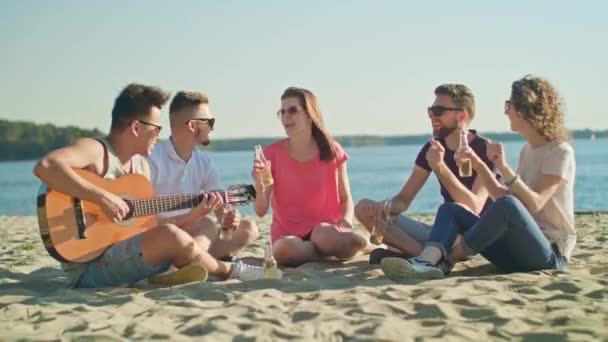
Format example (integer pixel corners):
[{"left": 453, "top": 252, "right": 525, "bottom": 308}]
[{"left": 36, "top": 169, "right": 256, "bottom": 263}]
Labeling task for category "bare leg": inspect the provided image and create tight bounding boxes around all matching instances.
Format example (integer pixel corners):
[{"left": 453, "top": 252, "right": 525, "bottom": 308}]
[
  {"left": 273, "top": 236, "right": 319, "bottom": 267},
  {"left": 310, "top": 223, "right": 367, "bottom": 260},
  {"left": 417, "top": 246, "right": 443, "bottom": 265},
  {"left": 180, "top": 216, "right": 218, "bottom": 252},
  {"left": 140, "top": 223, "right": 233, "bottom": 279},
  {"left": 208, "top": 219, "right": 259, "bottom": 259},
  {"left": 355, "top": 199, "right": 424, "bottom": 256}
]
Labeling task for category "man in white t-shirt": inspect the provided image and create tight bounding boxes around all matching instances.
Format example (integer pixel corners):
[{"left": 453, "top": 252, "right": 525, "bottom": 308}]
[{"left": 148, "top": 91, "right": 259, "bottom": 261}]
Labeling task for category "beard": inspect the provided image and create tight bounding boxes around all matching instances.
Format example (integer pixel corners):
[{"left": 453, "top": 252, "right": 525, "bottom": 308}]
[
  {"left": 434, "top": 119, "right": 459, "bottom": 139},
  {"left": 434, "top": 126, "right": 458, "bottom": 139}
]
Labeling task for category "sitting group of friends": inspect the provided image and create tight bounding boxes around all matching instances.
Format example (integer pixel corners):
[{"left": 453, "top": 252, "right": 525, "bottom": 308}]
[{"left": 33, "top": 74, "right": 576, "bottom": 288}]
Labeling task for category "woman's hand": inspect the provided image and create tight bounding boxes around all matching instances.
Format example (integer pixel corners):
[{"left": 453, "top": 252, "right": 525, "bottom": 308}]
[
  {"left": 251, "top": 157, "right": 272, "bottom": 190},
  {"left": 487, "top": 142, "right": 508, "bottom": 170}
]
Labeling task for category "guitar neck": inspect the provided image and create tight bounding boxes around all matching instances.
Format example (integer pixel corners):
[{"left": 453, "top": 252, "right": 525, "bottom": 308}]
[{"left": 128, "top": 190, "right": 227, "bottom": 217}]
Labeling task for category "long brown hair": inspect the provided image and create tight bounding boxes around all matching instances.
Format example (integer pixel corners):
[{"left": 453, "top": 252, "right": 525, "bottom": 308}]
[{"left": 281, "top": 87, "right": 337, "bottom": 161}]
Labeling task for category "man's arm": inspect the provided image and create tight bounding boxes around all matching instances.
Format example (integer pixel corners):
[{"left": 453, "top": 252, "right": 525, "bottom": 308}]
[
  {"left": 379, "top": 165, "right": 430, "bottom": 255},
  {"left": 157, "top": 156, "right": 224, "bottom": 227},
  {"left": 432, "top": 163, "right": 488, "bottom": 214},
  {"left": 426, "top": 138, "right": 489, "bottom": 214},
  {"left": 471, "top": 160, "right": 507, "bottom": 200},
  {"left": 33, "top": 138, "right": 131, "bottom": 221},
  {"left": 391, "top": 165, "right": 430, "bottom": 215},
  {"left": 158, "top": 200, "right": 219, "bottom": 227},
  {"left": 34, "top": 138, "right": 107, "bottom": 202}
]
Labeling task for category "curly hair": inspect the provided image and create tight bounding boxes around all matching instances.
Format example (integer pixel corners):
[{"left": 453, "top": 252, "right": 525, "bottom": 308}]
[{"left": 510, "top": 75, "right": 569, "bottom": 142}]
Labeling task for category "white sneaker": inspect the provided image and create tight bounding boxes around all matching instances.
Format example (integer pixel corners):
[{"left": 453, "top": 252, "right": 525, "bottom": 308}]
[
  {"left": 380, "top": 257, "right": 445, "bottom": 281},
  {"left": 229, "top": 260, "right": 264, "bottom": 281}
]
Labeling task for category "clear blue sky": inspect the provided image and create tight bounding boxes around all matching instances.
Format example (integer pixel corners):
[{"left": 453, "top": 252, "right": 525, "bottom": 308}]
[{"left": 1, "top": 0, "right": 606, "bottom": 139}]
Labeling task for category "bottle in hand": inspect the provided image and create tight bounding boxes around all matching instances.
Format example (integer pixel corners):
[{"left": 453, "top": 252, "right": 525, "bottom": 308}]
[
  {"left": 263, "top": 239, "right": 282, "bottom": 279},
  {"left": 369, "top": 199, "right": 392, "bottom": 245},
  {"left": 219, "top": 204, "right": 234, "bottom": 241},
  {"left": 458, "top": 130, "right": 473, "bottom": 177},
  {"left": 255, "top": 145, "right": 274, "bottom": 188}
]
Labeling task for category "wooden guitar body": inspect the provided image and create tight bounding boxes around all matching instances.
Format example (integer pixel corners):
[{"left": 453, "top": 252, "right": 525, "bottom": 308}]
[{"left": 37, "top": 170, "right": 158, "bottom": 263}]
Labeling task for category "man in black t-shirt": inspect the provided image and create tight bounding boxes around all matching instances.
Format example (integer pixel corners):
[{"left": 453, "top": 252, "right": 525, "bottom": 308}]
[{"left": 355, "top": 84, "right": 496, "bottom": 262}]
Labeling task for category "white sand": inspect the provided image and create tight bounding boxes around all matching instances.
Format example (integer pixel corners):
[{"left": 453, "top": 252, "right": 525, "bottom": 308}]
[{"left": 1, "top": 214, "right": 607, "bottom": 341}]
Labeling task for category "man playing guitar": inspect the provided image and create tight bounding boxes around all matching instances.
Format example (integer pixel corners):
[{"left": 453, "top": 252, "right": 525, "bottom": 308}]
[{"left": 34, "top": 83, "right": 264, "bottom": 288}]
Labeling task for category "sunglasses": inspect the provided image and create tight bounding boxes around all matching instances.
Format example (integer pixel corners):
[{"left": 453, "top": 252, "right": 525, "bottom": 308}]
[
  {"left": 277, "top": 106, "right": 304, "bottom": 118},
  {"left": 137, "top": 120, "right": 162, "bottom": 133},
  {"left": 427, "top": 106, "right": 464, "bottom": 117},
  {"left": 189, "top": 118, "right": 215, "bottom": 129},
  {"left": 504, "top": 100, "right": 512, "bottom": 113}
]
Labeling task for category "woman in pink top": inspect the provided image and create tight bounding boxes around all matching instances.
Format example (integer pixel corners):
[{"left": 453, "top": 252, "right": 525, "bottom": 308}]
[{"left": 252, "top": 87, "right": 369, "bottom": 266}]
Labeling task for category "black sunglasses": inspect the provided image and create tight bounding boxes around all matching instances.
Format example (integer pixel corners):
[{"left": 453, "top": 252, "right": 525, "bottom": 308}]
[
  {"left": 137, "top": 120, "right": 162, "bottom": 133},
  {"left": 189, "top": 118, "right": 215, "bottom": 129},
  {"left": 427, "top": 106, "right": 464, "bottom": 117},
  {"left": 277, "top": 106, "right": 303, "bottom": 118},
  {"left": 504, "top": 100, "right": 512, "bottom": 114}
]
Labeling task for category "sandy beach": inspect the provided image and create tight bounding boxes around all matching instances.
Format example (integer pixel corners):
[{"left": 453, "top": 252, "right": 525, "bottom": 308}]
[{"left": 1, "top": 213, "right": 607, "bottom": 341}]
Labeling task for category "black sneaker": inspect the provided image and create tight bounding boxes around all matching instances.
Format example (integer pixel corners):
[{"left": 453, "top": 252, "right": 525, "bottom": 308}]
[{"left": 369, "top": 248, "right": 411, "bottom": 265}]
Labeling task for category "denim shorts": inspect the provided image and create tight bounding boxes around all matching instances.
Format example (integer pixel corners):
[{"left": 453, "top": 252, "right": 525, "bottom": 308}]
[{"left": 76, "top": 234, "right": 171, "bottom": 288}]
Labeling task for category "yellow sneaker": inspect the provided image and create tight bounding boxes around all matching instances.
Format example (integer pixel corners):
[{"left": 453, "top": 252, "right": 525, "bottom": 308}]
[{"left": 148, "top": 264, "right": 208, "bottom": 286}]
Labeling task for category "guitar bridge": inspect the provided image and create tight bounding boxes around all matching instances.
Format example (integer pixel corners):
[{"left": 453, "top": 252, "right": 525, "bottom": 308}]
[{"left": 73, "top": 198, "right": 87, "bottom": 239}]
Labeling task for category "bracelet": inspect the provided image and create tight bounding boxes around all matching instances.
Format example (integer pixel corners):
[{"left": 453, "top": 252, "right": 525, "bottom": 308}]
[{"left": 505, "top": 174, "right": 519, "bottom": 188}]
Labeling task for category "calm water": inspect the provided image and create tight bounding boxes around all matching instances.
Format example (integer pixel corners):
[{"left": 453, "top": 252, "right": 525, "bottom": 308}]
[{"left": 1, "top": 139, "right": 606, "bottom": 216}]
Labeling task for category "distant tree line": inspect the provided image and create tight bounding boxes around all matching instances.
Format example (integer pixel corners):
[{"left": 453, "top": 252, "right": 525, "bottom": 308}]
[
  {"left": 0, "top": 119, "right": 606, "bottom": 161},
  {"left": 0, "top": 120, "right": 103, "bottom": 161}
]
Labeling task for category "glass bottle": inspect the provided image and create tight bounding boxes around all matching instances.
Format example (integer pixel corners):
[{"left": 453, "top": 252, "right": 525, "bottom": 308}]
[
  {"left": 458, "top": 130, "right": 473, "bottom": 177},
  {"left": 369, "top": 198, "right": 392, "bottom": 244},
  {"left": 218, "top": 204, "right": 234, "bottom": 241},
  {"left": 255, "top": 145, "right": 274, "bottom": 188},
  {"left": 263, "top": 239, "right": 282, "bottom": 279}
]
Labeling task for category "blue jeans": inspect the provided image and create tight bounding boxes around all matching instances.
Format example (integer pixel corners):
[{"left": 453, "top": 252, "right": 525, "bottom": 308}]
[
  {"left": 426, "top": 196, "right": 566, "bottom": 273},
  {"left": 76, "top": 234, "right": 171, "bottom": 288},
  {"left": 394, "top": 215, "right": 432, "bottom": 245}
]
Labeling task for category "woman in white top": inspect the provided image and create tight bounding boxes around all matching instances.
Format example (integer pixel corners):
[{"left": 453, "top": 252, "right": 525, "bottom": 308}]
[{"left": 381, "top": 75, "right": 576, "bottom": 279}]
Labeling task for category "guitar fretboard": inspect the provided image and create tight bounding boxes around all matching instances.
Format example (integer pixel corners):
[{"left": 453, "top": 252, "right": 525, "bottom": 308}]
[{"left": 128, "top": 191, "right": 227, "bottom": 217}]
